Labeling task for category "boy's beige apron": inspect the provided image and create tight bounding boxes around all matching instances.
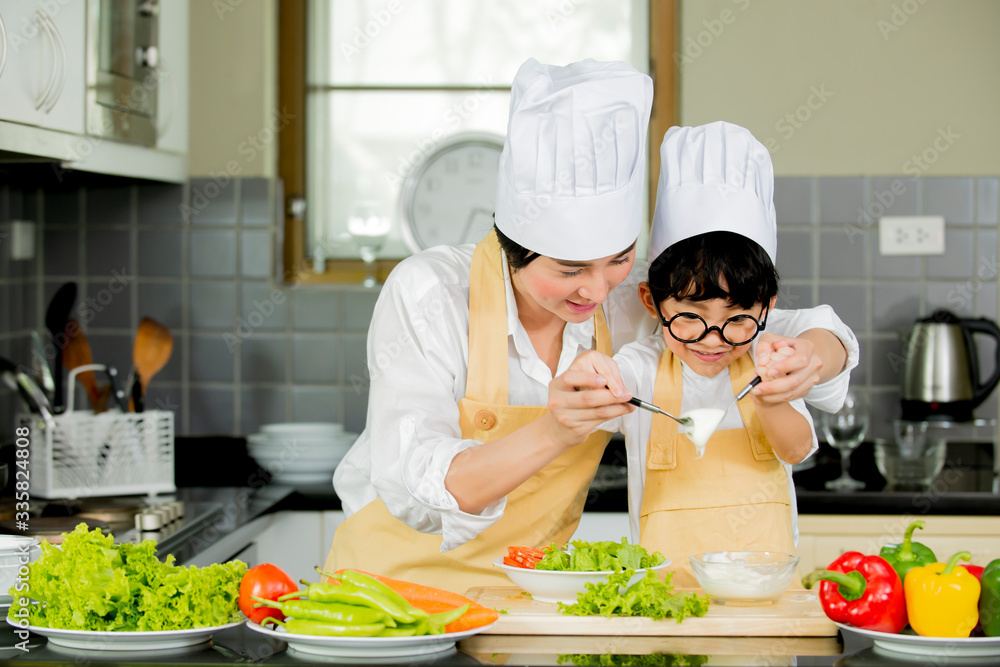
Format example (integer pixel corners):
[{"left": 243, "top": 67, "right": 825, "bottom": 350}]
[
  {"left": 639, "top": 351, "right": 796, "bottom": 587},
  {"left": 324, "top": 231, "right": 613, "bottom": 592}
]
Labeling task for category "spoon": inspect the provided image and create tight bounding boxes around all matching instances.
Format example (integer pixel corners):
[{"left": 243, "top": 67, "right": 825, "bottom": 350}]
[
  {"left": 62, "top": 318, "right": 103, "bottom": 411},
  {"left": 627, "top": 396, "right": 692, "bottom": 427},
  {"left": 128, "top": 317, "right": 174, "bottom": 412},
  {"left": 44, "top": 282, "right": 77, "bottom": 413},
  {"left": 30, "top": 331, "right": 55, "bottom": 400}
]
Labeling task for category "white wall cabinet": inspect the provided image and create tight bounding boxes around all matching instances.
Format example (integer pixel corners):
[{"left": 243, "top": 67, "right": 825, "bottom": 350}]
[
  {"left": 0, "top": 0, "right": 187, "bottom": 182},
  {"left": 797, "top": 515, "right": 1000, "bottom": 574},
  {"left": 0, "top": 0, "right": 84, "bottom": 133}
]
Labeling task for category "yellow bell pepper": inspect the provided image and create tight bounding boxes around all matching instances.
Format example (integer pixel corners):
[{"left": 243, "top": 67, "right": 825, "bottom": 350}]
[{"left": 903, "top": 551, "right": 981, "bottom": 638}]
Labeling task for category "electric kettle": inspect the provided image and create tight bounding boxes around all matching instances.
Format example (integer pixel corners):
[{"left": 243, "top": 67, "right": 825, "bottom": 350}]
[{"left": 900, "top": 309, "right": 1000, "bottom": 421}]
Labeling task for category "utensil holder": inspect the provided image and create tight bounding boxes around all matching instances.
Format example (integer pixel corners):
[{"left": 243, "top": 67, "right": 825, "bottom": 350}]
[{"left": 17, "top": 369, "right": 175, "bottom": 498}]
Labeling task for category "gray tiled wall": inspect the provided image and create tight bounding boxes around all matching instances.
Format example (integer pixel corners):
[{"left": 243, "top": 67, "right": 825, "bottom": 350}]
[
  {"left": 0, "top": 176, "right": 377, "bottom": 437},
  {"left": 1, "top": 174, "right": 998, "bottom": 443},
  {"left": 774, "top": 176, "right": 1000, "bottom": 440}
]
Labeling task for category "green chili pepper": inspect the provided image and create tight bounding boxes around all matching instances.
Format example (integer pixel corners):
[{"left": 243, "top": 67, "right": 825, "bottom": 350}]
[
  {"left": 427, "top": 603, "right": 470, "bottom": 634},
  {"left": 267, "top": 617, "right": 386, "bottom": 637},
  {"left": 332, "top": 569, "right": 429, "bottom": 620},
  {"left": 287, "top": 581, "right": 423, "bottom": 624},
  {"left": 879, "top": 520, "right": 937, "bottom": 583},
  {"left": 980, "top": 558, "right": 1000, "bottom": 637},
  {"left": 250, "top": 595, "right": 394, "bottom": 626},
  {"left": 377, "top": 619, "right": 430, "bottom": 637}
]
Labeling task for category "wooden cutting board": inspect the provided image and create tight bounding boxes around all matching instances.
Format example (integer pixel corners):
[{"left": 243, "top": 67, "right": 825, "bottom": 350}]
[
  {"left": 465, "top": 586, "right": 837, "bottom": 637},
  {"left": 460, "top": 634, "right": 843, "bottom": 665}
]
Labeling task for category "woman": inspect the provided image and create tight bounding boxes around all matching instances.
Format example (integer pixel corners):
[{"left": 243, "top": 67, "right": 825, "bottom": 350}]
[{"left": 325, "top": 59, "right": 855, "bottom": 591}]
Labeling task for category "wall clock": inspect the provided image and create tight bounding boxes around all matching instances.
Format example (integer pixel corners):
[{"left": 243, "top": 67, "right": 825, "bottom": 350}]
[{"left": 398, "top": 133, "right": 504, "bottom": 253}]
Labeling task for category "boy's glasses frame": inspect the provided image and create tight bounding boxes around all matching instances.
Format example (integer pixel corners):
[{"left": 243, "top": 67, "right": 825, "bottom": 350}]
[{"left": 658, "top": 304, "right": 770, "bottom": 346}]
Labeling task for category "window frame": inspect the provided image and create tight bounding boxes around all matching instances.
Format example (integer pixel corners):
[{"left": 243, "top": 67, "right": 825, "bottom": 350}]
[{"left": 277, "top": 0, "right": 678, "bottom": 285}]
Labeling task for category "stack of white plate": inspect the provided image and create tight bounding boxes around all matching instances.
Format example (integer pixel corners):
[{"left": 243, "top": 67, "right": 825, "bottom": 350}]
[
  {"left": 247, "top": 422, "right": 358, "bottom": 486},
  {"left": 0, "top": 536, "right": 40, "bottom": 608}
]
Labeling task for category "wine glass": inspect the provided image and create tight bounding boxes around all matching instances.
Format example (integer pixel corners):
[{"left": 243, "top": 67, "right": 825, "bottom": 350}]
[
  {"left": 347, "top": 202, "right": 391, "bottom": 288},
  {"left": 817, "top": 389, "right": 868, "bottom": 491}
]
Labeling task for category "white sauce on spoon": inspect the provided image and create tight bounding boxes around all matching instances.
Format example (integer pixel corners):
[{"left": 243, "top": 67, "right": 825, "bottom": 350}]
[{"left": 681, "top": 408, "right": 726, "bottom": 459}]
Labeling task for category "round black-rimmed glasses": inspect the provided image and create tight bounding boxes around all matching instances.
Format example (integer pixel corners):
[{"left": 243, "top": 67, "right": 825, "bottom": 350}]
[{"left": 658, "top": 304, "right": 770, "bottom": 346}]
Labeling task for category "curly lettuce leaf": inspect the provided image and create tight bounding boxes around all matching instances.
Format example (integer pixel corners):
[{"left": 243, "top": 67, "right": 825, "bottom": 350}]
[
  {"left": 557, "top": 570, "right": 710, "bottom": 622},
  {"left": 534, "top": 538, "right": 665, "bottom": 573},
  {"left": 7, "top": 523, "right": 246, "bottom": 631}
]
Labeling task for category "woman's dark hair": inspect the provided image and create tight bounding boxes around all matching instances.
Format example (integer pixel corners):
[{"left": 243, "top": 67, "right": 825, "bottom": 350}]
[
  {"left": 648, "top": 231, "right": 779, "bottom": 309},
  {"left": 494, "top": 224, "right": 540, "bottom": 271}
]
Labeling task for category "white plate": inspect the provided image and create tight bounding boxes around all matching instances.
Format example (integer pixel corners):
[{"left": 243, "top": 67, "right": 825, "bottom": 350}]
[
  {"left": 492, "top": 557, "right": 672, "bottom": 604},
  {"left": 245, "top": 618, "right": 498, "bottom": 658},
  {"left": 268, "top": 471, "right": 337, "bottom": 485},
  {"left": 260, "top": 422, "right": 344, "bottom": 435},
  {"left": 835, "top": 622, "right": 1000, "bottom": 658},
  {"left": 5, "top": 618, "right": 244, "bottom": 651}
]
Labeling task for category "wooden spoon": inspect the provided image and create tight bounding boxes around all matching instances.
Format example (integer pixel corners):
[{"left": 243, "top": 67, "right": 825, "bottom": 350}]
[
  {"left": 61, "top": 318, "right": 104, "bottom": 411},
  {"left": 129, "top": 317, "right": 173, "bottom": 411}
]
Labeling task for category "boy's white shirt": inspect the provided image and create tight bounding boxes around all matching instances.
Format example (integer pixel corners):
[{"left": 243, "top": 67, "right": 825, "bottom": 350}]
[{"left": 601, "top": 305, "right": 860, "bottom": 548}]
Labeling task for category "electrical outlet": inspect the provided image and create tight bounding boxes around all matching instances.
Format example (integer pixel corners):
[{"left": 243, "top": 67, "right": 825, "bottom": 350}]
[
  {"left": 10, "top": 220, "right": 35, "bottom": 261},
  {"left": 878, "top": 216, "right": 945, "bottom": 256}
]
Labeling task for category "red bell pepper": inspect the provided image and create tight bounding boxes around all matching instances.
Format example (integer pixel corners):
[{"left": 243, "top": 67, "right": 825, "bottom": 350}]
[
  {"left": 966, "top": 563, "right": 985, "bottom": 637},
  {"left": 802, "top": 551, "right": 908, "bottom": 634}
]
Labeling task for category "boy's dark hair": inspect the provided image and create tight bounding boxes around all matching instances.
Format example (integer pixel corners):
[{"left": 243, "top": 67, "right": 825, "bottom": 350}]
[
  {"left": 494, "top": 223, "right": 539, "bottom": 271},
  {"left": 648, "top": 231, "right": 779, "bottom": 309}
]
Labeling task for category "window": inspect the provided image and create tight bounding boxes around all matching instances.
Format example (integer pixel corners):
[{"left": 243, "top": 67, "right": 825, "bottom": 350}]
[{"left": 279, "top": 0, "right": 676, "bottom": 284}]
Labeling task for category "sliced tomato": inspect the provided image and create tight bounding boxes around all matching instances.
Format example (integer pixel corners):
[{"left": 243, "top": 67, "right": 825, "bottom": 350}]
[{"left": 506, "top": 546, "right": 547, "bottom": 568}]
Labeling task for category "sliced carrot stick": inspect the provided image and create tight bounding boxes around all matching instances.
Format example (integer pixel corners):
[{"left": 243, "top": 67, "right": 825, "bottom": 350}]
[{"left": 333, "top": 569, "right": 499, "bottom": 633}]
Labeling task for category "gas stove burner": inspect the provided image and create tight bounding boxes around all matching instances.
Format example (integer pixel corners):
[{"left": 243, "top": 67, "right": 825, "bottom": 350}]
[
  {"left": 0, "top": 517, "right": 112, "bottom": 544},
  {"left": 40, "top": 496, "right": 147, "bottom": 532}
]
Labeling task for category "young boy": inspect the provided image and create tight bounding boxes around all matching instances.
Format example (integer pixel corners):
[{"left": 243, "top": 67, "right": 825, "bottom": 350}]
[{"left": 572, "top": 121, "right": 858, "bottom": 585}]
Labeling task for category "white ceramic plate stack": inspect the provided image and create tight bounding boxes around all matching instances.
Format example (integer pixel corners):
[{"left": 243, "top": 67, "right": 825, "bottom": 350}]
[
  {"left": 247, "top": 422, "right": 357, "bottom": 486},
  {"left": 0, "top": 536, "right": 40, "bottom": 608}
]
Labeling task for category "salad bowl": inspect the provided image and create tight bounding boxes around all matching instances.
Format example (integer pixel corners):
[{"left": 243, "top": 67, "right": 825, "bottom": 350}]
[{"left": 492, "top": 558, "right": 671, "bottom": 604}]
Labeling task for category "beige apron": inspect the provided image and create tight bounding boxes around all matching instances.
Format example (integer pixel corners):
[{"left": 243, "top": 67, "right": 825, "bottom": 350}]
[
  {"left": 639, "top": 351, "right": 795, "bottom": 587},
  {"left": 324, "top": 231, "right": 613, "bottom": 592}
]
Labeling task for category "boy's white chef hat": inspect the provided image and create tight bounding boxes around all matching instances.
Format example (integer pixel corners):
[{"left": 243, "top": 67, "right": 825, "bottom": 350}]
[
  {"left": 648, "top": 121, "right": 777, "bottom": 264},
  {"left": 495, "top": 58, "right": 653, "bottom": 261}
]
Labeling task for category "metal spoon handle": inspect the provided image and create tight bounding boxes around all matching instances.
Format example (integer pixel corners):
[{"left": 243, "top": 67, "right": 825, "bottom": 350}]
[
  {"left": 735, "top": 376, "right": 763, "bottom": 402},
  {"left": 628, "top": 396, "right": 690, "bottom": 426}
]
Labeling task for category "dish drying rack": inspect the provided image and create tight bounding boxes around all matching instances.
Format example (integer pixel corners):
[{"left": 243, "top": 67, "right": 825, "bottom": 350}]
[{"left": 19, "top": 364, "right": 175, "bottom": 499}]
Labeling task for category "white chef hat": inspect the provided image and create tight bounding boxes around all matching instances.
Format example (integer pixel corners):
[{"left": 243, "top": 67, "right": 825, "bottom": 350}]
[
  {"left": 648, "top": 121, "right": 777, "bottom": 264},
  {"left": 495, "top": 58, "right": 653, "bottom": 261}
]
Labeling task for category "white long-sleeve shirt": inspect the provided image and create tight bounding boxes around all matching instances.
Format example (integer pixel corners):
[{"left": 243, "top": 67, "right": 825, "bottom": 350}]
[
  {"left": 602, "top": 307, "right": 860, "bottom": 547},
  {"left": 333, "top": 243, "right": 860, "bottom": 551}
]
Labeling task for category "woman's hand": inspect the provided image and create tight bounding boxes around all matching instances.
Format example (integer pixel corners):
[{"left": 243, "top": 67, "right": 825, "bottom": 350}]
[
  {"left": 752, "top": 333, "right": 823, "bottom": 405},
  {"left": 544, "top": 350, "right": 634, "bottom": 449}
]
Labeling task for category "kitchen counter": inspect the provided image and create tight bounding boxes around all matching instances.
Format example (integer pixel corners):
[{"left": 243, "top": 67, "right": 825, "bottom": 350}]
[
  {"left": 1, "top": 435, "right": 995, "bottom": 664},
  {"left": 0, "top": 615, "right": 903, "bottom": 665},
  {"left": 586, "top": 439, "right": 1000, "bottom": 515}
]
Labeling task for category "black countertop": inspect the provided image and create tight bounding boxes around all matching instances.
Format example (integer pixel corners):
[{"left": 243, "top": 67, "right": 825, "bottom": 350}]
[
  {"left": 585, "top": 438, "right": 1000, "bottom": 516},
  {"left": 1, "top": 436, "right": 997, "bottom": 665}
]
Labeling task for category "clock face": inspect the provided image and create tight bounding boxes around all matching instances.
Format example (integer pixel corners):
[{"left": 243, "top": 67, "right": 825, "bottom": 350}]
[{"left": 400, "top": 137, "right": 504, "bottom": 252}]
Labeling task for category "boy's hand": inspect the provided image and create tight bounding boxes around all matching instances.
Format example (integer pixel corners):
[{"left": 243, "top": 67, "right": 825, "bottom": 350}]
[
  {"left": 752, "top": 333, "right": 823, "bottom": 404},
  {"left": 546, "top": 351, "right": 634, "bottom": 447}
]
